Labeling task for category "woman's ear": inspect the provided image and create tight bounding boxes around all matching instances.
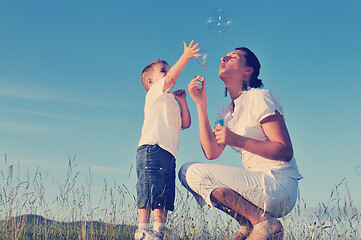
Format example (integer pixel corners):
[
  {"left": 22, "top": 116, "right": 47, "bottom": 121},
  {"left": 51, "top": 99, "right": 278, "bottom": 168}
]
[{"left": 246, "top": 67, "right": 254, "bottom": 74}]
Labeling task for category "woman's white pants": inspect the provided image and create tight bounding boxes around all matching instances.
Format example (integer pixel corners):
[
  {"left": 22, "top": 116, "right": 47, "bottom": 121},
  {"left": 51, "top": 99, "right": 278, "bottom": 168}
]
[{"left": 178, "top": 162, "right": 299, "bottom": 217}]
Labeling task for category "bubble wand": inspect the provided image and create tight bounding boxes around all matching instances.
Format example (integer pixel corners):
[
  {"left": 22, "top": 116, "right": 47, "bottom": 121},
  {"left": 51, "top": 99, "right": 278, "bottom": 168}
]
[{"left": 195, "top": 50, "right": 208, "bottom": 82}]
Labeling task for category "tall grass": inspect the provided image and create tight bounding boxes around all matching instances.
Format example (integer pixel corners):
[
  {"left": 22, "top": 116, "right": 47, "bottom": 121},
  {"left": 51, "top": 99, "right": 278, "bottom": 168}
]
[
  {"left": 282, "top": 179, "right": 360, "bottom": 239},
  {"left": 0, "top": 155, "right": 137, "bottom": 239},
  {"left": 1, "top": 155, "right": 360, "bottom": 239}
]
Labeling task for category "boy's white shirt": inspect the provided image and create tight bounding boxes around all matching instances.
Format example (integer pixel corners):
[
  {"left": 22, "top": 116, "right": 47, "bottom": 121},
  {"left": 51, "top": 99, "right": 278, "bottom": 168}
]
[{"left": 138, "top": 77, "right": 181, "bottom": 158}]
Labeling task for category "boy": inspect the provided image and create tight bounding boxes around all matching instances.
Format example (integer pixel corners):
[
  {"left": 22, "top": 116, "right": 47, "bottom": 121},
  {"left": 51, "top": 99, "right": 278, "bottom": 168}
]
[{"left": 135, "top": 40, "right": 201, "bottom": 240}]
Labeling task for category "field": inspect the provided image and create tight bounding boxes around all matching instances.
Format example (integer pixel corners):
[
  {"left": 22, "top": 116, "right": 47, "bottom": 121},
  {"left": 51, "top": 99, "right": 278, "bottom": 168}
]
[{"left": 1, "top": 157, "right": 360, "bottom": 239}]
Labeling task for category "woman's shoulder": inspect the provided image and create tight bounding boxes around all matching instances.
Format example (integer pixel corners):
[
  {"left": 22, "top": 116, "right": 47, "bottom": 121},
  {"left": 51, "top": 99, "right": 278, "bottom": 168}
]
[
  {"left": 247, "top": 87, "right": 271, "bottom": 96},
  {"left": 245, "top": 88, "right": 272, "bottom": 101},
  {"left": 247, "top": 88, "right": 283, "bottom": 115},
  {"left": 247, "top": 88, "right": 281, "bottom": 101}
]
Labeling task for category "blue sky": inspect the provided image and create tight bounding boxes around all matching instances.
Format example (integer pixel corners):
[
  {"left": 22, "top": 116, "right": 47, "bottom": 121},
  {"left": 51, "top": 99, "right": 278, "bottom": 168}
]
[{"left": 1, "top": 0, "right": 361, "bottom": 211}]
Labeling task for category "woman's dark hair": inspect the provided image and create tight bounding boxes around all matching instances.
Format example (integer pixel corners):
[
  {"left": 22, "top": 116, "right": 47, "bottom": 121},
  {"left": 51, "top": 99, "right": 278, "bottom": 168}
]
[{"left": 235, "top": 47, "right": 264, "bottom": 88}]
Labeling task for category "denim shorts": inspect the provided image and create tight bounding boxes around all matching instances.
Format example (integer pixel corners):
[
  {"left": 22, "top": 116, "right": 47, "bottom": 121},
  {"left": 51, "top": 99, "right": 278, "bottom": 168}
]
[{"left": 136, "top": 144, "right": 176, "bottom": 211}]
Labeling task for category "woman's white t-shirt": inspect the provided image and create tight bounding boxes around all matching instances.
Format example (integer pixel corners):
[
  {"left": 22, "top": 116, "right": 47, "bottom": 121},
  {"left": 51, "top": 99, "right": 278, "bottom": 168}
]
[{"left": 216, "top": 87, "right": 302, "bottom": 180}]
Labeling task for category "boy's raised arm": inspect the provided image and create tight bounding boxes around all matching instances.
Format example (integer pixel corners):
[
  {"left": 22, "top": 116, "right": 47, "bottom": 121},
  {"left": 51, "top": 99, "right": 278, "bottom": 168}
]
[{"left": 163, "top": 40, "right": 201, "bottom": 92}]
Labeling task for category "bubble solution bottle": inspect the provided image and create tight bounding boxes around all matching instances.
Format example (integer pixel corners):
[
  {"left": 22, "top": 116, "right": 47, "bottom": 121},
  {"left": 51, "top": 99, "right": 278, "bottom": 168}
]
[{"left": 216, "top": 119, "right": 224, "bottom": 126}]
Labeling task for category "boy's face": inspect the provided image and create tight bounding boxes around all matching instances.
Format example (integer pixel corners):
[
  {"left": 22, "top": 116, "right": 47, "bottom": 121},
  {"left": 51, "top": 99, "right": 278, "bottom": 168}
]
[{"left": 149, "top": 63, "right": 170, "bottom": 85}]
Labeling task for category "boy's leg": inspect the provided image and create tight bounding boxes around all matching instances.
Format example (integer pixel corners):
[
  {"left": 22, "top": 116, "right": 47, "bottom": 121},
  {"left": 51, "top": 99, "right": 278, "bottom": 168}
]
[
  {"left": 135, "top": 208, "right": 160, "bottom": 240},
  {"left": 153, "top": 208, "right": 167, "bottom": 223},
  {"left": 138, "top": 208, "right": 152, "bottom": 224},
  {"left": 152, "top": 148, "right": 176, "bottom": 239},
  {"left": 135, "top": 146, "right": 160, "bottom": 239},
  {"left": 154, "top": 209, "right": 179, "bottom": 240},
  {"left": 153, "top": 209, "right": 167, "bottom": 233}
]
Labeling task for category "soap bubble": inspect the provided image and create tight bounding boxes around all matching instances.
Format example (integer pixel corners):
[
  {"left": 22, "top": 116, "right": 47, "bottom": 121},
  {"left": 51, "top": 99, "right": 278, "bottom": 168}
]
[
  {"left": 207, "top": 8, "right": 232, "bottom": 35},
  {"left": 195, "top": 50, "right": 208, "bottom": 67},
  {"left": 195, "top": 50, "right": 208, "bottom": 80},
  {"left": 356, "top": 165, "right": 361, "bottom": 176}
]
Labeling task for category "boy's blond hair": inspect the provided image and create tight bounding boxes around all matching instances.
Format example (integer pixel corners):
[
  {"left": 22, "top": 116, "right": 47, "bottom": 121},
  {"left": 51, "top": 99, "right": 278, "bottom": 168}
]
[{"left": 140, "top": 59, "right": 168, "bottom": 91}]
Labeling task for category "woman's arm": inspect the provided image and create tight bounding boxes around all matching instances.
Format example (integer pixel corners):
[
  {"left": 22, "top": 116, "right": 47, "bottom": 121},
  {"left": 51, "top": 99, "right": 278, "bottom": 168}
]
[
  {"left": 214, "top": 110, "right": 293, "bottom": 162},
  {"left": 188, "top": 77, "right": 225, "bottom": 159}
]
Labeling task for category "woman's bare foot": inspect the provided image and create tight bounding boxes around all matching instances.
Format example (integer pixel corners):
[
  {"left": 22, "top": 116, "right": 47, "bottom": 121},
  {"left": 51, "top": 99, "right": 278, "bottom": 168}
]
[
  {"left": 232, "top": 225, "right": 252, "bottom": 240},
  {"left": 246, "top": 218, "right": 283, "bottom": 240}
]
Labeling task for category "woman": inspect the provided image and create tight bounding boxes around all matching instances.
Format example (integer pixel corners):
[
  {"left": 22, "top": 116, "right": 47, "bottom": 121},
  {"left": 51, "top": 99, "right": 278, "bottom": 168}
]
[{"left": 179, "top": 47, "right": 302, "bottom": 240}]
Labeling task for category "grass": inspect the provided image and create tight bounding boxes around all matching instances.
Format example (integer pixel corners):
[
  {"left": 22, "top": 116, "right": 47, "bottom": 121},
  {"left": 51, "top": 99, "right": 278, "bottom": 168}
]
[
  {"left": 0, "top": 214, "right": 136, "bottom": 239},
  {"left": 281, "top": 179, "right": 360, "bottom": 239},
  {"left": 1, "top": 155, "right": 360, "bottom": 239}
]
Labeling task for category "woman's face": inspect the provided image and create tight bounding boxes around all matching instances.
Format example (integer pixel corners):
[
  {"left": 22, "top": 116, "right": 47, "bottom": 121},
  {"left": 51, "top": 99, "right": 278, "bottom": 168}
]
[{"left": 219, "top": 50, "right": 251, "bottom": 81}]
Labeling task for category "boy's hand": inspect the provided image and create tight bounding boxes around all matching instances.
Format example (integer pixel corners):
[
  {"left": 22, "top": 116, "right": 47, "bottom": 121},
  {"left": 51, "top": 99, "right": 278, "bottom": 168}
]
[
  {"left": 173, "top": 89, "right": 187, "bottom": 103},
  {"left": 162, "top": 40, "right": 201, "bottom": 92},
  {"left": 183, "top": 40, "right": 201, "bottom": 60}
]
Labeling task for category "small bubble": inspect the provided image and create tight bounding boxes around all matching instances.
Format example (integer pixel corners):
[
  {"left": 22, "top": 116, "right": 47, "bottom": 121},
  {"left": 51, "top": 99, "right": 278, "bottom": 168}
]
[
  {"left": 195, "top": 50, "right": 208, "bottom": 66},
  {"left": 356, "top": 165, "right": 361, "bottom": 176}
]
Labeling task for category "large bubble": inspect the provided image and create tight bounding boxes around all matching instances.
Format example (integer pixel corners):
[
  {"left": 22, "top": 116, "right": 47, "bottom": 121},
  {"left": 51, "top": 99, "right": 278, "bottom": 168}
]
[{"left": 207, "top": 8, "right": 232, "bottom": 36}]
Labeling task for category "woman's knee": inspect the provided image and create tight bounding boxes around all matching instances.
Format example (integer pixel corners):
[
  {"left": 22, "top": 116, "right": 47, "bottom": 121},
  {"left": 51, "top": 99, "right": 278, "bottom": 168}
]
[
  {"left": 211, "top": 187, "right": 236, "bottom": 200},
  {"left": 211, "top": 188, "right": 225, "bottom": 198},
  {"left": 178, "top": 162, "right": 195, "bottom": 188},
  {"left": 179, "top": 162, "right": 209, "bottom": 189}
]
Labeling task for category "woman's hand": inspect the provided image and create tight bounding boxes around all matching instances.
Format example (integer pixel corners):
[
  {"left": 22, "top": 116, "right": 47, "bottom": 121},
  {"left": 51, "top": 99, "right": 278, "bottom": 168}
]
[
  {"left": 212, "top": 111, "right": 294, "bottom": 161},
  {"left": 213, "top": 124, "right": 236, "bottom": 146},
  {"left": 188, "top": 76, "right": 207, "bottom": 106},
  {"left": 189, "top": 77, "right": 226, "bottom": 160}
]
